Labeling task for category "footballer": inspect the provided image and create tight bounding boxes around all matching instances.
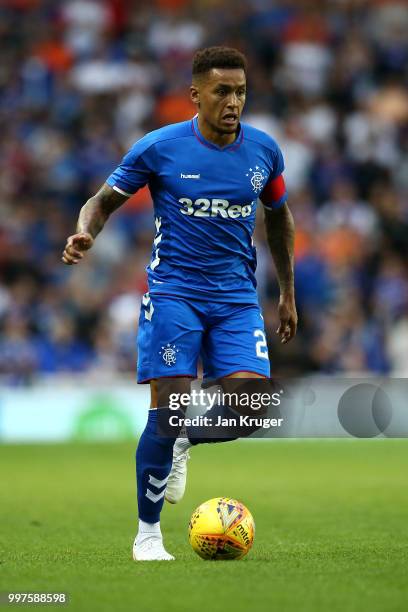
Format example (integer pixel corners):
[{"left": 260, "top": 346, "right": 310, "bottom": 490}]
[{"left": 62, "top": 47, "right": 297, "bottom": 561}]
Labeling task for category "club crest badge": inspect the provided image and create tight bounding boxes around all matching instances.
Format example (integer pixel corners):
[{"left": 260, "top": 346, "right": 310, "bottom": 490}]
[
  {"left": 246, "top": 166, "right": 267, "bottom": 194},
  {"left": 159, "top": 343, "right": 179, "bottom": 366}
]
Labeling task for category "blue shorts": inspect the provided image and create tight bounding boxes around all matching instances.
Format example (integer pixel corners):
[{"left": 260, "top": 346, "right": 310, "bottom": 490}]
[{"left": 137, "top": 294, "right": 270, "bottom": 383}]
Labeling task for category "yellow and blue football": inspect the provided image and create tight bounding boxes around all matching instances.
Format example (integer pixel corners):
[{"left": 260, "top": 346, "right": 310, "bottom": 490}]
[{"left": 189, "top": 497, "right": 255, "bottom": 560}]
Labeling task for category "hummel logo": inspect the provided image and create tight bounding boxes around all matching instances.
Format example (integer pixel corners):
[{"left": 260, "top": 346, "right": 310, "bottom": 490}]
[{"left": 181, "top": 173, "right": 200, "bottom": 179}]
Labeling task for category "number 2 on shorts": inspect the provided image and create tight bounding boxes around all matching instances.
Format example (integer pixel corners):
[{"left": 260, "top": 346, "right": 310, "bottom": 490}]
[{"left": 254, "top": 329, "right": 268, "bottom": 359}]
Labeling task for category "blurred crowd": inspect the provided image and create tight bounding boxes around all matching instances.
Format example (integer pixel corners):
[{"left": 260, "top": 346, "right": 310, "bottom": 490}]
[{"left": 0, "top": 0, "right": 407, "bottom": 384}]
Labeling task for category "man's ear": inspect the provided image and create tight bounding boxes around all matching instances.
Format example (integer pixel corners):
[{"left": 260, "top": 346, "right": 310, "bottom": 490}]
[{"left": 190, "top": 84, "right": 200, "bottom": 106}]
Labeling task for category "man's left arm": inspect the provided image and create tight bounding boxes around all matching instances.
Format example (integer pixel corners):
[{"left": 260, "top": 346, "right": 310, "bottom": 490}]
[{"left": 264, "top": 203, "right": 298, "bottom": 344}]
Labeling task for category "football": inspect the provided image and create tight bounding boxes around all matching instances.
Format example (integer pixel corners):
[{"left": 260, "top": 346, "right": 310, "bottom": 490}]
[{"left": 188, "top": 497, "right": 255, "bottom": 560}]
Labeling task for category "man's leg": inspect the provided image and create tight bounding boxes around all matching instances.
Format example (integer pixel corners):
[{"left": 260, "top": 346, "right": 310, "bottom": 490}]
[
  {"left": 133, "top": 377, "right": 191, "bottom": 561},
  {"left": 167, "top": 373, "right": 272, "bottom": 504},
  {"left": 133, "top": 293, "right": 204, "bottom": 559},
  {"left": 187, "top": 301, "right": 271, "bottom": 445},
  {"left": 166, "top": 302, "right": 271, "bottom": 503},
  {"left": 186, "top": 372, "right": 268, "bottom": 445}
]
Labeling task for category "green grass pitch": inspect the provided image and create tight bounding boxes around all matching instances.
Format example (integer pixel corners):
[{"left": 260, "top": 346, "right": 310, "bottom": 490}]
[{"left": 1, "top": 439, "right": 407, "bottom": 612}]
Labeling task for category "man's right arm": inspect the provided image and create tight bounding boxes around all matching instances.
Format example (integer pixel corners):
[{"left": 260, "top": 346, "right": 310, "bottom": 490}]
[
  {"left": 77, "top": 183, "right": 129, "bottom": 238},
  {"left": 62, "top": 183, "right": 129, "bottom": 265}
]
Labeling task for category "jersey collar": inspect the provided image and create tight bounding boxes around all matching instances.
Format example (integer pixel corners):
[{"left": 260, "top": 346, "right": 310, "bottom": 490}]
[{"left": 191, "top": 115, "right": 244, "bottom": 151}]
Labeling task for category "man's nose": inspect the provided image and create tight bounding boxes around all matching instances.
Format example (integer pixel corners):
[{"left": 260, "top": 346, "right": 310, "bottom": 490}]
[{"left": 226, "top": 92, "right": 239, "bottom": 107}]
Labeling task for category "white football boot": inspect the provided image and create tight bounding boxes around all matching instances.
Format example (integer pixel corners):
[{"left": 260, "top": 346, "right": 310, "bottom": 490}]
[
  {"left": 133, "top": 534, "right": 174, "bottom": 561},
  {"left": 165, "top": 437, "right": 191, "bottom": 504}
]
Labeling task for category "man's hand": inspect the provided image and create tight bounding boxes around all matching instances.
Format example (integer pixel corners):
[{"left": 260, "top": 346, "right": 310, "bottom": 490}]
[
  {"left": 62, "top": 232, "right": 94, "bottom": 265},
  {"left": 62, "top": 184, "right": 129, "bottom": 266},
  {"left": 276, "top": 293, "right": 298, "bottom": 344}
]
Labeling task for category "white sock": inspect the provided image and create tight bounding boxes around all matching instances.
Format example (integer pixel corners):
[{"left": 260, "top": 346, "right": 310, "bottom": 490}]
[
  {"left": 136, "top": 520, "right": 161, "bottom": 542},
  {"left": 176, "top": 436, "right": 192, "bottom": 452}
]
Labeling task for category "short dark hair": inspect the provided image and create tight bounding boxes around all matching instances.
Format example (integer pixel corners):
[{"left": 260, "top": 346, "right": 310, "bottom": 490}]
[{"left": 192, "top": 46, "right": 247, "bottom": 78}]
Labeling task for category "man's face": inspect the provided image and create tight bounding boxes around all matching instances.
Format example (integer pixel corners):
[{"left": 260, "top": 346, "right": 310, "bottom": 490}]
[{"left": 190, "top": 68, "right": 246, "bottom": 135}]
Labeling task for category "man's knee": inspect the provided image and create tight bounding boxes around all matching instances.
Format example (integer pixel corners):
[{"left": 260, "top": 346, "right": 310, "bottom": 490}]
[{"left": 151, "top": 377, "right": 193, "bottom": 410}]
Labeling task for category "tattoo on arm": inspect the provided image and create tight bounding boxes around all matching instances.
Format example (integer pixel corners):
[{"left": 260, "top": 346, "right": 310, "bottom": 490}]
[
  {"left": 264, "top": 203, "right": 295, "bottom": 295},
  {"left": 77, "top": 183, "right": 129, "bottom": 238}
]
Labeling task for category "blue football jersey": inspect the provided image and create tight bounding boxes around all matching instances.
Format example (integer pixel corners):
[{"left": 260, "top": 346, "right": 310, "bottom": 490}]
[{"left": 106, "top": 116, "right": 287, "bottom": 303}]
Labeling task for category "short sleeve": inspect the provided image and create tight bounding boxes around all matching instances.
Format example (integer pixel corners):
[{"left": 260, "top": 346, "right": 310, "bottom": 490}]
[
  {"left": 260, "top": 143, "right": 287, "bottom": 210},
  {"left": 106, "top": 137, "right": 155, "bottom": 197}
]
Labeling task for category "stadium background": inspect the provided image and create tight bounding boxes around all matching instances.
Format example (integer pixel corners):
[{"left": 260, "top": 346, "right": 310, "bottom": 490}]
[
  {"left": 0, "top": 3, "right": 407, "bottom": 610},
  {"left": 1, "top": 0, "right": 407, "bottom": 385}
]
